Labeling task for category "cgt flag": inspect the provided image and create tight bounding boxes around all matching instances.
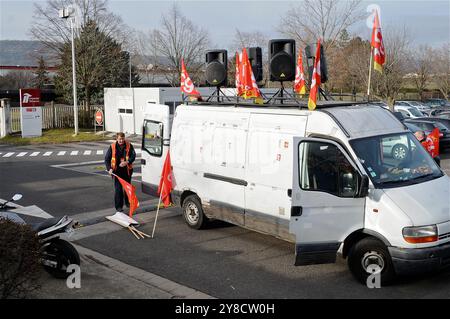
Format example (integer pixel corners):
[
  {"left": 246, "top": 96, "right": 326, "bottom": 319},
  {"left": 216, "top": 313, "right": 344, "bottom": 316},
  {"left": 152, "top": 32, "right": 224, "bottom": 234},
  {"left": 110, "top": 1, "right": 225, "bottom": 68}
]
[
  {"left": 114, "top": 174, "right": 139, "bottom": 218},
  {"left": 181, "top": 59, "right": 201, "bottom": 97},
  {"left": 240, "top": 48, "right": 263, "bottom": 103},
  {"left": 371, "top": 10, "right": 385, "bottom": 73},
  {"left": 158, "top": 151, "right": 173, "bottom": 207},
  {"left": 294, "top": 49, "right": 306, "bottom": 95},
  {"left": 307, "top": 39, "right": 322, "bottom": 111},
  {"left": 235, "top": 51, "right": 243, "bottom": 96},
  {"left": 424, "top": 128, "right": 440, "bottom": 158}
]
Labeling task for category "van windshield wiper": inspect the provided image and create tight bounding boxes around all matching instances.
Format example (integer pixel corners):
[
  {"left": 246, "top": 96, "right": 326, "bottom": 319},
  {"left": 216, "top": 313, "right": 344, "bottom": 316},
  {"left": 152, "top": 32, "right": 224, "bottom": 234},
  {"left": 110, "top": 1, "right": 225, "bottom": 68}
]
[{"left": 378, "top": 173, "right": 439, "bottom": 187}]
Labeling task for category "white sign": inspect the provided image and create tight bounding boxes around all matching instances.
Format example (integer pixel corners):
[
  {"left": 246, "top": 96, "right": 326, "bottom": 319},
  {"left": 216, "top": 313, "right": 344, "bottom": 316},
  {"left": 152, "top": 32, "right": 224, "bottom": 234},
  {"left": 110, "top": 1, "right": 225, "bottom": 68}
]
[
  {"left": 20, "top": 106, "right": 42, "bottom": 137},
  {"left": 20, "top": 89, "right": 42, "bottom": 138}
]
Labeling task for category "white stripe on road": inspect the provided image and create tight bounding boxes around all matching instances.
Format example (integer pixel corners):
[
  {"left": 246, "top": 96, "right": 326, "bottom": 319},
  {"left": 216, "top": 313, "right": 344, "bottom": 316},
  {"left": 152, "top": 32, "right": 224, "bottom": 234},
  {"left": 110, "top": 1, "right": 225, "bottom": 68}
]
[
  {"left": 43, "top": 151, "right": 52, "bottom": 156},
  {"left": 135, "top": 148, "right": 142, "bottom": 153},
  {"left": 16, "top": 152, "right": 28, "bottom": 157},
  {"left": 3, "top": 152, "right": 14, "bottom": 157},
  {"left": 70, "top": 151, "right": 79, "bottom": 156},
  {"left": 83, "top": 150, "right": 92, "bottom": 155},
  {"left": 30, "top": 152, "right": 40, "bottom": 157},
  {"left": 57, "top": 151, "right": 66, "bottom": 156},
  {"left": 96, "top": 150, "right": 103, "bottom": 155}
]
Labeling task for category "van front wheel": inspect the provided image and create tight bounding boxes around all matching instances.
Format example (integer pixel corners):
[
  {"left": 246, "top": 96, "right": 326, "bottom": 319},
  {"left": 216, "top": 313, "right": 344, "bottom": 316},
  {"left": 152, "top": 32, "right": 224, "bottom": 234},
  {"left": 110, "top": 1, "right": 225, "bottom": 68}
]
[
  {"left": 182, "top": 195, "right": 208, "bottom": 229},
  {"left": 348, "top": 237, "right": 395, "bottom": 286}
]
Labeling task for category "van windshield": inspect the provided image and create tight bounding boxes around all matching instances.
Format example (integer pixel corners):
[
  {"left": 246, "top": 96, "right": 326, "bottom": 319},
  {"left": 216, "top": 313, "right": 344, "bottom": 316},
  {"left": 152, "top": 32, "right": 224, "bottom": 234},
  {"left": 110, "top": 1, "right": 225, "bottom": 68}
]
[{"left": 350, "top": 132, "right": 443, "bottom": 188}]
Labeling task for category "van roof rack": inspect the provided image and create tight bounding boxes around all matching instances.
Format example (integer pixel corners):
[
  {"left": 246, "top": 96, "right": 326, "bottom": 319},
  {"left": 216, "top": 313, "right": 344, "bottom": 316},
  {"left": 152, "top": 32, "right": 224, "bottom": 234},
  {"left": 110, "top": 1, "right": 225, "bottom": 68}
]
[{"left": 186, "top": 99, "right": 369, "bottom": 109}]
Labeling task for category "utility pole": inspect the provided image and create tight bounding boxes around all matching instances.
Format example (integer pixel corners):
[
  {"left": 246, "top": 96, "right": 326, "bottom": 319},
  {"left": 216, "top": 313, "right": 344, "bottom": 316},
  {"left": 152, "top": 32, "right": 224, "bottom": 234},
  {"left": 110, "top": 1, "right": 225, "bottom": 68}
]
[{"left": 60, "top": 7, "right": 78, "bottom": 135}]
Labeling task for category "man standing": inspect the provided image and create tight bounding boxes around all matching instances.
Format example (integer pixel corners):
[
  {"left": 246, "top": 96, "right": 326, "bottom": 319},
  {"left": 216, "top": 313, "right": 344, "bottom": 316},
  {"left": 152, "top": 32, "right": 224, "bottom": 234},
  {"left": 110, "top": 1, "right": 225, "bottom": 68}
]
[{"left": 105, "top": 132, "right": 136, "bottom": 213}]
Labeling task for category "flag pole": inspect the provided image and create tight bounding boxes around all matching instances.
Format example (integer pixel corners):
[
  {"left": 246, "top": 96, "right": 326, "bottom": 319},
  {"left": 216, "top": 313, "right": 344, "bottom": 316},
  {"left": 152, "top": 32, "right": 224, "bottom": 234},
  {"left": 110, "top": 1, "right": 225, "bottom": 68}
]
[
  {"left": 367, "top": 47, "right": 373, "bottom": 101},
  {"left": 151, "top": 182, "right": 164, "bottom": 238}
]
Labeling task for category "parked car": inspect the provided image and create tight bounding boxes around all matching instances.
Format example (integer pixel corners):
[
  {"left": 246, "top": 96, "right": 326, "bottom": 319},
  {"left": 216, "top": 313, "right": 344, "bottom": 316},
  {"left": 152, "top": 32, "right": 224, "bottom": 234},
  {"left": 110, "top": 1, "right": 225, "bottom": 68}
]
[
  {"left": 394, "top": 105, "right": 424, "bottom": 118},
  {"left": 395, "top": 100, "right": 431, "bottom": 114},
  {"left": 405, "top": 119, "right": 450, "bottom": 150},
  {"left": 425, "top": 98, "right": 450, "bottom": 108},
  {"left": 437, "top": 111, "right": 450, "bottom": 120},
  {"left": 420, "top": 117, "right": 450, "bottom": 132}
]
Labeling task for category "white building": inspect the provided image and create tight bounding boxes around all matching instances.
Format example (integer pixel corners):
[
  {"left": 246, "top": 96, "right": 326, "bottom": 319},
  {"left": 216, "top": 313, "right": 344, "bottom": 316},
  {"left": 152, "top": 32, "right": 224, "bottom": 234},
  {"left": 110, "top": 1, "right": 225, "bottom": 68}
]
[
  {"left": 104, "top": 87, "right": 287, "bottom": 135},
  {"left": 104, "top": 87, "right": 216, "bottom": 135}
]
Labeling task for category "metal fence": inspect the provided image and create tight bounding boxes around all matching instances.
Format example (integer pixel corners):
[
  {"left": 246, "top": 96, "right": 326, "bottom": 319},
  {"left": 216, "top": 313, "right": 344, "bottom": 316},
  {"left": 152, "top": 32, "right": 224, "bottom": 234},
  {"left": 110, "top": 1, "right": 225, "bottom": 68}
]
[{"left": 10, "top": 102, "right": 103, "bottom": 133}]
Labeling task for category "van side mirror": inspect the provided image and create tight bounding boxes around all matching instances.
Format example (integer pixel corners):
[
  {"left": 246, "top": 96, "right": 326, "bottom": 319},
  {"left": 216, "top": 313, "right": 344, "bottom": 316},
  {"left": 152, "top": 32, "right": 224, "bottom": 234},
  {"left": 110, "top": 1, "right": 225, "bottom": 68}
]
[
  {"left": 157, "top": 123, "right": 163, "bottom": 138},
  {"left": 358, "top": 175, "right": 369, "bottom": 197}
]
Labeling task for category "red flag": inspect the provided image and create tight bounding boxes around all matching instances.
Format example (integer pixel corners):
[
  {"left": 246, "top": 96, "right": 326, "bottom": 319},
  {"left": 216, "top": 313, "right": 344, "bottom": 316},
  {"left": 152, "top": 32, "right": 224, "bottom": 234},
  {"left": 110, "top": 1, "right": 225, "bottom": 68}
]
[
  {"left": 371, "top": 10, "right": 385, "bottom": 73},
  {"left": 181, "top": 59, "right": 201, "bottom": 97},
  {"left": 294, "top": 49, "right": 306, "bottom": 95},
  {"left": 114, "top": 175, "right": 139, "bottom": 218},
  {"left": 240, "top": 48, "right": 262, "bottom": 101},
  {"left": 235, "top": 52, "right": 243, "bottom": 96},
  {"left": 308, "top": 39, "right": 322, "bottom": 110},
  {"left": 425, "top": 128, "right": 440, "bottom": 158},
  {"left": 158, "top": 151, "right": 173, "bottom": 207}
]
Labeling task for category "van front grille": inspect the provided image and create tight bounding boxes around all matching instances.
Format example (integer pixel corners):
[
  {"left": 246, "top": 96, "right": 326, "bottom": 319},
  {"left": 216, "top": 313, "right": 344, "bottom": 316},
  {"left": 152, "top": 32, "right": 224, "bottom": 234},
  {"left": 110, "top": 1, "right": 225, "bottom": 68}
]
[{"left": 439, "top": 232, "right": 450, "bottom": 240}]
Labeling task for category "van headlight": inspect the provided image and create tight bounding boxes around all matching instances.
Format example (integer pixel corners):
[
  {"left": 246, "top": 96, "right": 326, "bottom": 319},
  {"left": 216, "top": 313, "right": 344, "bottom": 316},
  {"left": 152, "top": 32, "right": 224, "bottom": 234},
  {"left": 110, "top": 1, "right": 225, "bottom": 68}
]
[{"left": 403, "top": 225, "right": 438, "bottom": 244}]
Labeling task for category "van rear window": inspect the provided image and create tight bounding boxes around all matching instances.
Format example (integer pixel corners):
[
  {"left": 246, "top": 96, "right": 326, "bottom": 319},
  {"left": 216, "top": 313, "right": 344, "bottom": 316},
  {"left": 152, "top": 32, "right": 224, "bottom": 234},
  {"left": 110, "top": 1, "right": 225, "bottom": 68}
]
[{"left": 143, "top": 120, "right": 163, "bottom": 157}]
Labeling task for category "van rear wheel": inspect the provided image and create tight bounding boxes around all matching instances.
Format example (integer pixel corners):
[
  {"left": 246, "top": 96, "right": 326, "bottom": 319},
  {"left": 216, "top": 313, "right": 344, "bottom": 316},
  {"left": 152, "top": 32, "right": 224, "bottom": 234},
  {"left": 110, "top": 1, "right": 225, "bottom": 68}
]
[
  {"left": 348, "top": 237, "right": 395, "bottom": 286},
  {"left": 182, "top": 195, "right": 208, "bottom": 229}
]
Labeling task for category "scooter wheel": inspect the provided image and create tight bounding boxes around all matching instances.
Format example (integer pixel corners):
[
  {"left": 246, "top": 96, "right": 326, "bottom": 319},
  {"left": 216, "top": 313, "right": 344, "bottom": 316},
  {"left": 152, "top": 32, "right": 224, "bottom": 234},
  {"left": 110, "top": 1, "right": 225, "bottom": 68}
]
[{"left": 42, "top": 239, "right": 80, "bottom": 279}]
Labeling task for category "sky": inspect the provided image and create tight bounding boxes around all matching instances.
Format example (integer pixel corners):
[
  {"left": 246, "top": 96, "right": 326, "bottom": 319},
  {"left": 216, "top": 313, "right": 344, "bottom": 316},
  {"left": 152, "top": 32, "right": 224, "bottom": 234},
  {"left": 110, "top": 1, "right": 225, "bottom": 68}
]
[{"left": 1, "top": 0, "right": 449, "bottom": 48}]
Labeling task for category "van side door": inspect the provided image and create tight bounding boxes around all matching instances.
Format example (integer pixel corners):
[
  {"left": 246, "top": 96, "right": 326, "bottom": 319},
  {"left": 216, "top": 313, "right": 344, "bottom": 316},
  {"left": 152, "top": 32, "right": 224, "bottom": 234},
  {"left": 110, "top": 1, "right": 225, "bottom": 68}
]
[
  {"left": 290, "top": 137, "right": 366, "bottom": 265},
  {"left": 141, "top": 103, "right": 170, "bottom": 196}
]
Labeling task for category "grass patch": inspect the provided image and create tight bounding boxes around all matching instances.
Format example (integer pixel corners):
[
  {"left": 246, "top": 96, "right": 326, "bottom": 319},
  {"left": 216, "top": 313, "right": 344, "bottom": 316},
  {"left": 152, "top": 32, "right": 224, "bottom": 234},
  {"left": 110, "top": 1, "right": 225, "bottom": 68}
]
[{"left": 0, "top": 129, "right": 110, "bottom": 146}]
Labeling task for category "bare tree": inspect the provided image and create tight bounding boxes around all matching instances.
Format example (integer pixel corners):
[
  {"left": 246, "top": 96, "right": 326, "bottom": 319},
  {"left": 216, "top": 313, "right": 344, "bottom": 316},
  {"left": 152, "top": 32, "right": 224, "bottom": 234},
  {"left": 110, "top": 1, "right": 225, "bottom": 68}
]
[
  {"left": 145, "top": 4, "right": 210, "bottom": 86},
  {"left": 30, "top": 0, "right": 131, "bottom": 59},
  {"left": 371, "top": 27, "right": 411, "bottom": 107},
  {"left": 409, "top": 45, "right": 434, "bottom": 100},
  {"left": 430, "top": 43, "right": 450, "bottom": 100},
  {"left": 278, "top": 0, "right": 364, "bottom": 50},
  {"left": 229, "top": 30, "right": 269, "bottom": 86}
]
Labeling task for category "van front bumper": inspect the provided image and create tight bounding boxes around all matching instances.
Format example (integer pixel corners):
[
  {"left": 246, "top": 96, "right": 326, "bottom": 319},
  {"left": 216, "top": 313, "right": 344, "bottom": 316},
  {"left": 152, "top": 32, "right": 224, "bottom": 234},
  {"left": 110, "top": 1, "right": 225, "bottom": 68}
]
[{"left": 389, "top": 241, "right": 450, "bottom": 276}]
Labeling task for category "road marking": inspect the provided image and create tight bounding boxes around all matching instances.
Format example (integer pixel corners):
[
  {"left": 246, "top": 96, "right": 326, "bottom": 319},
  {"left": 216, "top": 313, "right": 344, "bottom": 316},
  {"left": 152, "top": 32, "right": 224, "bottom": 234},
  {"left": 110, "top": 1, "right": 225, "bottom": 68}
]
[
  {"left": 16, "top": 152, "right": 28, "bottom": 157},
  {"left": 135, "top": 148, "right": 142, "bottom": 153},
  {"left": 51, "top": 160, "right": 106, "bottom": 167},
  {"left": 70, "top": 150, "right": 79, "bottom": 156},
  {"left": 3, "top": 152, "right": 14, "bottom": 157},
  {"left": 96, "top": 150, "right": 103, "bottom": 155},
  {"left": 84, "top": 150, "right": 92, "bottom": 155},
  {"left": 30, "top": 152, "right": 40, "bottom": 157},
  {"left": 0, "top": 199, "right": 52, "bottom": 219},
  {"left": 57, "top": 151, "right": 66, "bottom": 156},
  {"left": 43, "top": 151, "right": 53, "bottom": 156},
  {"left": 51, "top": 158, "right": 142, "bottom": 183}
]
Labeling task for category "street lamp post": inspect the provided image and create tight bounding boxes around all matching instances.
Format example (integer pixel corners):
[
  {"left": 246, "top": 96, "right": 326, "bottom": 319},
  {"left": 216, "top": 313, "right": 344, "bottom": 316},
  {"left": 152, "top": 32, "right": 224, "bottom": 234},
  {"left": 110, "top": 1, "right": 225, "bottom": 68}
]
[{"left": 59, "top": 7, "right": 78, "bottom": 136}]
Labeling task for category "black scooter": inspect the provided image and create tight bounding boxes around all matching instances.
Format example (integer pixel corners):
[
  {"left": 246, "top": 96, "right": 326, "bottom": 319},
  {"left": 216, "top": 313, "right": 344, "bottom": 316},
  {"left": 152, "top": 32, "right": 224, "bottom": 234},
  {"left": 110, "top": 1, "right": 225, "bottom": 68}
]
[{"left": 0, "top": 194, "right": 80, "bottom": 279}]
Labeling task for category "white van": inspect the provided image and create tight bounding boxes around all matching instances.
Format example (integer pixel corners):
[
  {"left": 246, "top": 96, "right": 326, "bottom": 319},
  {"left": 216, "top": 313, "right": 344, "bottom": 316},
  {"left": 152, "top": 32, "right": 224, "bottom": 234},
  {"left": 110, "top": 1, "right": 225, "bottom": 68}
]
[{"left": 141, "top": 101, "right": 450, "bottom": 284}]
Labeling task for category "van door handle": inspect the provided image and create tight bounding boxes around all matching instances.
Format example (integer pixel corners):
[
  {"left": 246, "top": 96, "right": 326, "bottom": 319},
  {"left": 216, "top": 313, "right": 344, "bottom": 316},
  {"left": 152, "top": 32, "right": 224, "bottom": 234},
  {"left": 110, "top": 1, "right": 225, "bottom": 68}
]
[
  {"left": 287, "top": 189, "right": 292, "bottom": 198},
  {"left": 141, "top": 159, "right": 146, "bottom": 165},
  {"left": 291, "top": 206, "right": 302, "bottom": 217}
]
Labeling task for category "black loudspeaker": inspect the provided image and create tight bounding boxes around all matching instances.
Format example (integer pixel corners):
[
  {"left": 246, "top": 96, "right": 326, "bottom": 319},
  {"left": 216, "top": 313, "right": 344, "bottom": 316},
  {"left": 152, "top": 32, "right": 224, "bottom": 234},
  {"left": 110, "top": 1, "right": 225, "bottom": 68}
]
[
  {"left": 205, "top": 50, "right": 227, "bottom": 86},
  {"left": 247, "top": 47, "right": 263, "bottom": 82},
  {"left": 269, "top": 39, "right": 296, "bottom": 82},
  {"left": 304, "top": 43, "right": 328, "bottom": 83}
]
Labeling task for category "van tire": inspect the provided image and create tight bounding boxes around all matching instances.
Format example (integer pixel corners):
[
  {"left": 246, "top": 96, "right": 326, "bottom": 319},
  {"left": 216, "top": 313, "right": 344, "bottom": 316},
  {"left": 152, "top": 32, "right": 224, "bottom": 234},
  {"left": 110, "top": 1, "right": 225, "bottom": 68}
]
[
  {"left": 347, "top": 237, "right": 395, "bottom": 286},
  {"left": 182, "top": 195, "right": 208, "bottom": 229}
]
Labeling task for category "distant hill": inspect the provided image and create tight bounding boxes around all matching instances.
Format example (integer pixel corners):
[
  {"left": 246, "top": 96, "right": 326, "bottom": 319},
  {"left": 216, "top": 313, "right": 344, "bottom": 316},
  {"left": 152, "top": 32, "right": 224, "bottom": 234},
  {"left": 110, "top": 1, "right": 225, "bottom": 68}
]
[
  {"left": 1, "top": 40, "right": 180, "bottom": 70},
  {"left": 0, "top": 40, "right": 57, "bottom": 66}
]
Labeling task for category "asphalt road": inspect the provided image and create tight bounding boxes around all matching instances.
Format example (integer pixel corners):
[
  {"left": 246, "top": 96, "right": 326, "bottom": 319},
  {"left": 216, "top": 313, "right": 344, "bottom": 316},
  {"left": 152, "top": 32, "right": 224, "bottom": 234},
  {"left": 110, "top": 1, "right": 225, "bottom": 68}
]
[
  {"left": 0, "top": 141, "right": 153, "bottom": 221},
  {"left": 1, "top": 142, "right": 450, "bottom": 298}
]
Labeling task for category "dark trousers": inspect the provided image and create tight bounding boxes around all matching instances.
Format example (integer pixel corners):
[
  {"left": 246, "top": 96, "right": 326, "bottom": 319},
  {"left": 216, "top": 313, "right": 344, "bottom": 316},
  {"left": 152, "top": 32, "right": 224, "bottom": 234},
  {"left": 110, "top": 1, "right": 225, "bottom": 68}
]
[{"left": 113, "top": 171, "right": 132, "bottom": 211}]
